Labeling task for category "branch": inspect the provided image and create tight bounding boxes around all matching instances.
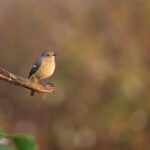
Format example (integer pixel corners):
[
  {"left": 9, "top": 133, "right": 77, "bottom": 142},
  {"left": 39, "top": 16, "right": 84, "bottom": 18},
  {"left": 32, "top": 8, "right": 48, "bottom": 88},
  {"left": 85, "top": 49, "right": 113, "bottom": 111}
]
[{"left": 0, "top": 67, "right": 54, "bottom": 94}]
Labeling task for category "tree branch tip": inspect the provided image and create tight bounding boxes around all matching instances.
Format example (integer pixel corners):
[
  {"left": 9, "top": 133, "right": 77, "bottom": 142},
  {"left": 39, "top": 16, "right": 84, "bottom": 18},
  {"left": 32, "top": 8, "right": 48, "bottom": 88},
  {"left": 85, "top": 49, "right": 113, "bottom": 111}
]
[{"left": 0, "top": 67, "right": 55, "bottom": 95}]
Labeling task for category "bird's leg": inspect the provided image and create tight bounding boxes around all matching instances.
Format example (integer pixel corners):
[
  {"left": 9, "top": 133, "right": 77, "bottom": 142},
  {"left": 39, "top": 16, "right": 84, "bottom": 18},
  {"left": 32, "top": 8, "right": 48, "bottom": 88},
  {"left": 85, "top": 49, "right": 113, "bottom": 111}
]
[
  {"left": 47, "top": 82, "right": 54, "bottom": 87},
  {"left": 41, "top": 81, "right": 54, "bottom": 88}
]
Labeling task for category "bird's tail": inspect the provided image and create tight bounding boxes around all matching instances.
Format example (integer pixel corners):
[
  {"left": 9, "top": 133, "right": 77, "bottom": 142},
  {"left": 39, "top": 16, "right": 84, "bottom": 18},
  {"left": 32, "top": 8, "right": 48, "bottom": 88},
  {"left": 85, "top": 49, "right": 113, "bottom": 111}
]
[{"left": 30, "top": 90, "right": 35, "bottom": 96}]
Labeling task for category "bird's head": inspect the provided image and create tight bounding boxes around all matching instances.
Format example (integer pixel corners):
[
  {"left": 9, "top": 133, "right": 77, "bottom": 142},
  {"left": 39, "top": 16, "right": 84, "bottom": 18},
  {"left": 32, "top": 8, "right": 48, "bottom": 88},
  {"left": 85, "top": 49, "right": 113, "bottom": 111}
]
[{"left": 41, "top": 50, "right": 57, "bottom": 61}]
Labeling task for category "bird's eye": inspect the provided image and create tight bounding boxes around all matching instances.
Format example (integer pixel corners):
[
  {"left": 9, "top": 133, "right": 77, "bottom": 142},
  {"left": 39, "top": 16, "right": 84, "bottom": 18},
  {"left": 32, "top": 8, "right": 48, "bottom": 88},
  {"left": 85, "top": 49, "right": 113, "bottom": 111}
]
[{"left": 46, "top": 54, "right": 50, "bottom": 56}]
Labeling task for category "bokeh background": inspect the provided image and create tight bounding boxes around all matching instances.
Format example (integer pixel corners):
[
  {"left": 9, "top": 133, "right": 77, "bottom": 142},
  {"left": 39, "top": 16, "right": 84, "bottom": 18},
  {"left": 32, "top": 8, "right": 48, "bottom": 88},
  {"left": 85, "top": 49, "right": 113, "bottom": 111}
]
[{"left": 0, "top": 0, "right": 150, "bottom": 150}]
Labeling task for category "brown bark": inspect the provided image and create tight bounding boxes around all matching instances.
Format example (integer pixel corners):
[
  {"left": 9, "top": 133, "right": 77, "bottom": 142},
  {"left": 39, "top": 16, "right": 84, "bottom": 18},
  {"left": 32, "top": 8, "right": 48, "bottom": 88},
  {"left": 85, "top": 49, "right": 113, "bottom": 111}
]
[{"left": 0, "top": 67, "right": 54, "bottom": 94}]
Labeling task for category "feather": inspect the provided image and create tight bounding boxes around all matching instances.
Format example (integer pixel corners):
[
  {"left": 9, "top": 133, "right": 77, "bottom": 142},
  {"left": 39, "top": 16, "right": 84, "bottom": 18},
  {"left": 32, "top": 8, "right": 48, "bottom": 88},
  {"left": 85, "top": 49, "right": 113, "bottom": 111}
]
[{"left": 28, "top": 59, "right": 42, "bottom": 78}]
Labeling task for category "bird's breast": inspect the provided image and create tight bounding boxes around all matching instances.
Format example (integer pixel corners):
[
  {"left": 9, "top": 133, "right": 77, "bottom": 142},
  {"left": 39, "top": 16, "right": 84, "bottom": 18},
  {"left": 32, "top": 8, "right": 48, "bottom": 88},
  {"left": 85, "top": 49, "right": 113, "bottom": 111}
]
[{"left": 36, "top": 60, "right": 55, "bottom": 79}]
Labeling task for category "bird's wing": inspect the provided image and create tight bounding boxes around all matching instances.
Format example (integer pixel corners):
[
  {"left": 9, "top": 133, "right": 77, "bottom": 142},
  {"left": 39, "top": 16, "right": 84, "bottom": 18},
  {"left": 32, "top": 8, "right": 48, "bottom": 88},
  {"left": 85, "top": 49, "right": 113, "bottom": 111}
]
[{"left": 28, "top": 59, "right": 42, "bottom": 78}]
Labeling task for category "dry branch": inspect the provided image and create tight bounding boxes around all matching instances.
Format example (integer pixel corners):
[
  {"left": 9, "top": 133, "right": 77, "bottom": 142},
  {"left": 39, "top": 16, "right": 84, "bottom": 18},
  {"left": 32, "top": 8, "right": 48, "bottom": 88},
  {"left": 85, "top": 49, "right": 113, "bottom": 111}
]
[{"left": 0, "top": 67, "right": 54, "bottom": 94}]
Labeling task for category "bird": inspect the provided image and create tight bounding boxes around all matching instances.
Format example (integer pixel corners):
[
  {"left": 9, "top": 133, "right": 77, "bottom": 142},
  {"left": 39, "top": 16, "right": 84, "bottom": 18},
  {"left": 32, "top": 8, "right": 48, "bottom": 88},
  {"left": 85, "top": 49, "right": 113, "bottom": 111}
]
[{"left": 28, "top": 50, "right": 56, "bottom": 96}]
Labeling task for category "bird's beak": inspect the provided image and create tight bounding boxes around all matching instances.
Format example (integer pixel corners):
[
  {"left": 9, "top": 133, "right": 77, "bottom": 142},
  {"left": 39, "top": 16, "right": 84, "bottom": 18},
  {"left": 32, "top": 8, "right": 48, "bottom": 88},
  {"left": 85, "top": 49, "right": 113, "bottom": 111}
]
[{"left": 53, "top": 53, "right": 57, "bottom": 56}]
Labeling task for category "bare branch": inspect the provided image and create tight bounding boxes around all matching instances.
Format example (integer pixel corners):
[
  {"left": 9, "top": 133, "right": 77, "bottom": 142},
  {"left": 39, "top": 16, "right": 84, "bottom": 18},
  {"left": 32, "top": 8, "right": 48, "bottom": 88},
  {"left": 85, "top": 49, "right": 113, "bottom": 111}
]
[{"left": 0, "top": 67, "right": 54, "bottom": 94}]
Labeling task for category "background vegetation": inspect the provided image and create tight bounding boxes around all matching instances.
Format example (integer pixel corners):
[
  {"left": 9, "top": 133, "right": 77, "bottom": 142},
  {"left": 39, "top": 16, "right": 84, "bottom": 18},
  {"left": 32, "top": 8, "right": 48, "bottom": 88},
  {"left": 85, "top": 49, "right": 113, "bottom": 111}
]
[{"left": 0, "top": 0, "right": 150, "bottom": 149}]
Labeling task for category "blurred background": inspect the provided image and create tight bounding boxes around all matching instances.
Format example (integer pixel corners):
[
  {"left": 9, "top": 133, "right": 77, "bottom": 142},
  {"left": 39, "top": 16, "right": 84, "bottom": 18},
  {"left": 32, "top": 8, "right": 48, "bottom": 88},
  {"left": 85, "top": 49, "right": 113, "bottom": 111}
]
[{"left": 0, "top": 0, "right": 150, "bottom": 149}]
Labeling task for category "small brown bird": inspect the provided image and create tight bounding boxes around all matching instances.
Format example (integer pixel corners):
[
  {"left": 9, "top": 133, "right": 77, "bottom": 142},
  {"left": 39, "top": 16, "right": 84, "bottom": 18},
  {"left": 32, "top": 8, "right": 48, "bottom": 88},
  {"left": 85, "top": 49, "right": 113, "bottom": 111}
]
[{"left": 28, "top": 50, "right": 56, "bottom": 96}]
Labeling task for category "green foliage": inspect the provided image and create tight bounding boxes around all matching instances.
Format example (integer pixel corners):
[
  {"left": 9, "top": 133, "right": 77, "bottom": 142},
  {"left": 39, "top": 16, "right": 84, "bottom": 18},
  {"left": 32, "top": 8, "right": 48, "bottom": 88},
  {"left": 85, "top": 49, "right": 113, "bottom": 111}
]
[
  {"left": 12, "top": 135, "right": 36, "bottom": 150},
  {"left": 0, "top": 131, "right": 7, "bottom": 139},
  {"left": 0, "top": 144, "right": 14, "bottom": 150},
  {"left": 0, "top": 131, "right": 37, "bottom": 150}
]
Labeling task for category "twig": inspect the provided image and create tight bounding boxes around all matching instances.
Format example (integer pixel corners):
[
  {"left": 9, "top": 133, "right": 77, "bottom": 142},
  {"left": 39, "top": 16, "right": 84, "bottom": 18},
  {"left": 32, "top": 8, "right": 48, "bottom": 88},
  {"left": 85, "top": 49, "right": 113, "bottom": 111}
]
[{"left": 0, "top": 67, "right": 54, "bottom": 94}]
